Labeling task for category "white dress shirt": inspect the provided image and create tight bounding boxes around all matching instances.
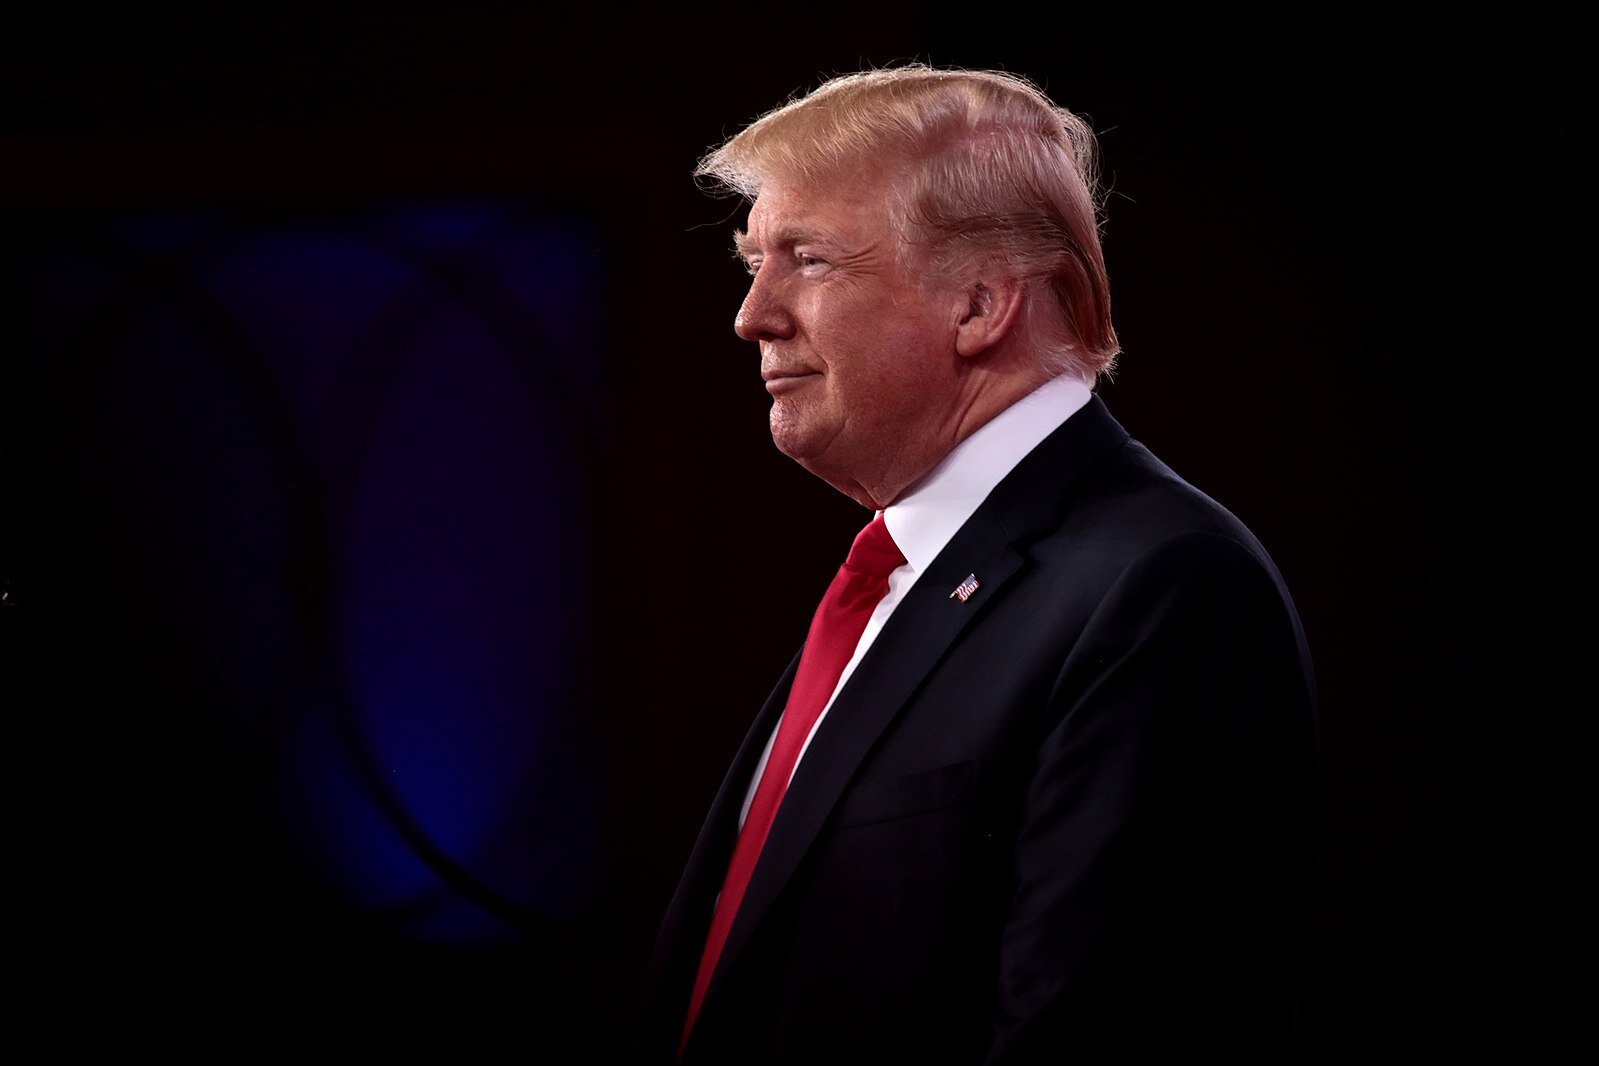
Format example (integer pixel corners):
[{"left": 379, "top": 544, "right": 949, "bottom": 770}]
[{"left": 739, "top": 374, "right": 1094, "bottom": 827}]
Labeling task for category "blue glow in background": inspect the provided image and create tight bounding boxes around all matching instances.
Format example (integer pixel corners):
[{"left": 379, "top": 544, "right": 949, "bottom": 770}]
[{"left": 18, "top": 201, "right": 603, "bottom": 944}]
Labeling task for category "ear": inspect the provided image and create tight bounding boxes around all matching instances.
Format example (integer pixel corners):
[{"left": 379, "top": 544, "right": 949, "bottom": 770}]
[{"left": 954, "top": 275, "right": 1026, "bottom": 358}]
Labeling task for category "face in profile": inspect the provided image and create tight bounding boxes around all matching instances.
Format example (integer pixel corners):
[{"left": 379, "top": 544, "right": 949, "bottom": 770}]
[{"left": 735, "top": 164, "right": 966, "bottom": 503}]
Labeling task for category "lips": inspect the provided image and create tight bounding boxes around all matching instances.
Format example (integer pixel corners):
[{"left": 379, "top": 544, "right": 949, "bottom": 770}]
[{"left": 762, "top": 367, "right": 822, "bottom": 393}]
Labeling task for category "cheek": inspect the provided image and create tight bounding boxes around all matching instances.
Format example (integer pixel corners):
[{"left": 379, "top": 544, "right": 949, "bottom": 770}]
[{"left": 806, "top": 289, "right": 950, "bottom": 389}]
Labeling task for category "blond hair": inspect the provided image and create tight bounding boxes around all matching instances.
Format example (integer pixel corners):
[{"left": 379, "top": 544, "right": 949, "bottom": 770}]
[{"left": 696, "top": 65, "right": 1119, "bottom": 378}]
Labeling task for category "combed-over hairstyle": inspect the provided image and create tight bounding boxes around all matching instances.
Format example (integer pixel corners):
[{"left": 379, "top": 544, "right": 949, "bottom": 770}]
[{"left": 696, "top": 65, "right": 1119, "bottom": 378}]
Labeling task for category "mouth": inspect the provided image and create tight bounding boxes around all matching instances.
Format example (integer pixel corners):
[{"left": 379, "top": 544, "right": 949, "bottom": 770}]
[{"left": 762, "top": 368, "right": 822, "bottom": 394}]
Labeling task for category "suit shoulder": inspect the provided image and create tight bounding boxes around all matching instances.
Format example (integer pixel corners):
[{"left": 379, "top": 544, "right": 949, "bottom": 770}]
[{"left": 1061, "top": 437, "right": 1276, "bottom": 567}]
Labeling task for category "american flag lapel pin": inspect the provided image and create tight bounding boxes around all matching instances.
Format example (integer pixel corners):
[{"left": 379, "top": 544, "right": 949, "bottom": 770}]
[{"left": 950, "top": 573, "right": 980, "bottom": 603}]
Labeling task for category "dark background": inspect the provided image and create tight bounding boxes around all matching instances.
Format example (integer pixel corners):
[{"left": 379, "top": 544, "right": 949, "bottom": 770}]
[{"left": 4, "top": 5, "right": 1571, "bottom": 1059}]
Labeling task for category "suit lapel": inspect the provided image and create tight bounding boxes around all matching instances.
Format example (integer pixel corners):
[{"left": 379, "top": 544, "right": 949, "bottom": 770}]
[{"left": 701, "top": 509, "right": 1027, "bottom": 1009}]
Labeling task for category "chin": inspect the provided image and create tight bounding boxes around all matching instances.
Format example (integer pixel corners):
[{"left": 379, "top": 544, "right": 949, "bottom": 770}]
[{"left": 768, "top": 410, "right": 821, "bottom": 462}]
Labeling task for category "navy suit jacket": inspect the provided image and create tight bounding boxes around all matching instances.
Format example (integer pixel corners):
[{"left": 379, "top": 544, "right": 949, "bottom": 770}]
[{"left": 639, "top": 397, "right": 1317, "bottom": 1064}]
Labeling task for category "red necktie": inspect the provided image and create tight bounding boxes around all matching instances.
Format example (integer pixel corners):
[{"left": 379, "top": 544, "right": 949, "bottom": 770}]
[{"left": 680, "top": 514, "right": 906, "bottom": 1051}]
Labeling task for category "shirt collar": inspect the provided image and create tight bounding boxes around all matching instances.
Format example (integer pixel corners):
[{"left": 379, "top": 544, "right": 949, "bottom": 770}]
[{"left": 881, "top": 374, "right": 1093, "bottom": 573}]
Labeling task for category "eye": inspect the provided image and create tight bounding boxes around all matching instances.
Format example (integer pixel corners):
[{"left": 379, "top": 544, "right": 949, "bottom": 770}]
[
  {"left": 742, "top": 257, "right": 762, "bottom": 277},
  {"left": 796, "top": 253, "right": 828, "bottom": 273}
]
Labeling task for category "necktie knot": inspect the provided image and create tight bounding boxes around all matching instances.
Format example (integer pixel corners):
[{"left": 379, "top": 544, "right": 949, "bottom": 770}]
[{"left": 843, "top": 514, "right": 905, "bottom": 579}]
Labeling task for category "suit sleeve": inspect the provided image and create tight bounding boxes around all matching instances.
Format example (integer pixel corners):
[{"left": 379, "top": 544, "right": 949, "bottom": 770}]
[{"left": 984, "top": 531, "right": 1316, "bottom": 1063}]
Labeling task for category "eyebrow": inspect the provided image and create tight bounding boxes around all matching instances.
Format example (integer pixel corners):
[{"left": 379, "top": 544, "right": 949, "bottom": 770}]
[{"left": 733, "top": 225, "right": 837, "bottom": 259}]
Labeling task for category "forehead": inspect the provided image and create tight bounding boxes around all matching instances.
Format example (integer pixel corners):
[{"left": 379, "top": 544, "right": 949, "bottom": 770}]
[{"left": 739, "top": 167, "right": 901, "bottom": 252}]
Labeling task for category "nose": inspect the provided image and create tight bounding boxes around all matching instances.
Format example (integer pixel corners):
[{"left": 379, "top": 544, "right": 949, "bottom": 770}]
[{"left": 734, "top": 266, "right": 796, "bottom": 343}]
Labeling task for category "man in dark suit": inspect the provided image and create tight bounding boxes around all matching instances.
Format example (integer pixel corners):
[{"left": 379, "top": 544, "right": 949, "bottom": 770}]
[{"left": 639, "top": 66, "right": 1316, "bottom": 1064}]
